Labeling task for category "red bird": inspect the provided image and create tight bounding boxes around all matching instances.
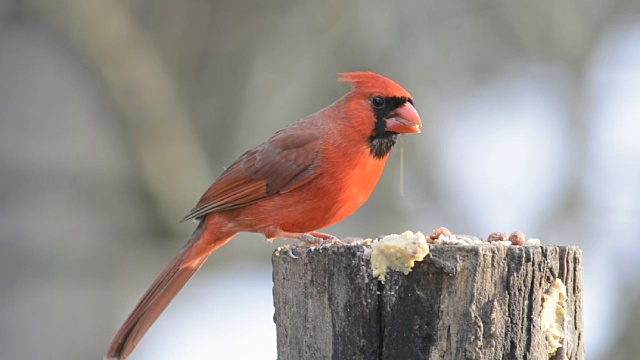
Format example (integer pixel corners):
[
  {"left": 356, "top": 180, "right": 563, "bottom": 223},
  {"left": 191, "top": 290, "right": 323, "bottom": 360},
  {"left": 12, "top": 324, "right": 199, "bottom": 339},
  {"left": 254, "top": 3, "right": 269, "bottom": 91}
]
[{"left": 106, "top": 72, "right": 422, "bottom": 359}]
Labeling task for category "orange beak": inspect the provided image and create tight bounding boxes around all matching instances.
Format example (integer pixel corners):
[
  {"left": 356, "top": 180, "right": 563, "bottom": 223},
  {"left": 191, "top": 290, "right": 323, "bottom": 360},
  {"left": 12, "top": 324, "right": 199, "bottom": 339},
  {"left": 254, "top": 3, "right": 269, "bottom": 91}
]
[{"left": 385, "top": 102, "right": 422, "bottom": 134}]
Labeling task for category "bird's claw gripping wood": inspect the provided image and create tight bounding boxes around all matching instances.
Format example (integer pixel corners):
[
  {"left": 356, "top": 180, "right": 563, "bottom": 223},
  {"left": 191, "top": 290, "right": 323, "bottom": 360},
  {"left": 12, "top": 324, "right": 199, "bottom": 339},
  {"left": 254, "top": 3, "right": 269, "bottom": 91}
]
[
  {"left": 285, "top": 234, "right": 344, "bottom": 258},
  {"left": 299, "top": 233, "right": 345, "bottom": 247},
  {"left": 285, "top": 248, "right": 299, "bottom": 259}
]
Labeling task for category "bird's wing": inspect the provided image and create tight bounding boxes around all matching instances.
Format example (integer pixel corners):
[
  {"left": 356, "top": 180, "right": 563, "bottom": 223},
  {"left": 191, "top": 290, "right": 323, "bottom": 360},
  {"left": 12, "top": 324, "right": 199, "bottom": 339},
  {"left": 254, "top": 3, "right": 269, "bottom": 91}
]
[{"left": 182, "top": 124, "right": 323, "bottom": 221}]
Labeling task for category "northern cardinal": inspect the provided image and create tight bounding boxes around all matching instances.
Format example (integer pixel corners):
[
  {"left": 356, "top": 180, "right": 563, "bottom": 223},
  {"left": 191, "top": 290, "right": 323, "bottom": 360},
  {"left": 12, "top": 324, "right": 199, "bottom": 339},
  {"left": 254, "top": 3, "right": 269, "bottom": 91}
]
[{"left": 106, "top": 72, "right": 422, "bottom": 359}]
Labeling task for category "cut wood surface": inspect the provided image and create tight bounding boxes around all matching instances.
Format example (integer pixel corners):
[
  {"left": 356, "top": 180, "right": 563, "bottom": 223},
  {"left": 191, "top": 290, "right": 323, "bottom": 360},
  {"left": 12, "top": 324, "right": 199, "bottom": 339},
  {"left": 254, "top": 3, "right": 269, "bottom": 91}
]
[{"left": 272, "top": 244, "right": 583, "bottom": 360}]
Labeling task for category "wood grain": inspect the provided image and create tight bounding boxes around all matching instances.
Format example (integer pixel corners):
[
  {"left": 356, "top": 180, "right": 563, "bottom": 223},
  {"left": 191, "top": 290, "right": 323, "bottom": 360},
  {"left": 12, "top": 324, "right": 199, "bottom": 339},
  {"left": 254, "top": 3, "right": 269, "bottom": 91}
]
[{"left": 272, "top": 244, "right": 584, "bottom": 360}]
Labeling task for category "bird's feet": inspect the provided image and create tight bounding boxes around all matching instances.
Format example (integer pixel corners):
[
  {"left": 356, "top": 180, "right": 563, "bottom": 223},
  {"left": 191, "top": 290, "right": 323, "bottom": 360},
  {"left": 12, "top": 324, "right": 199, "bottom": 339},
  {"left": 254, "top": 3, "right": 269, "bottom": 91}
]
[
  {"left": 280, "top": 231, "right": 344, "bottom": 258},
  {"left": 298, "top": 233, "right": 345, "bottom": 248}
]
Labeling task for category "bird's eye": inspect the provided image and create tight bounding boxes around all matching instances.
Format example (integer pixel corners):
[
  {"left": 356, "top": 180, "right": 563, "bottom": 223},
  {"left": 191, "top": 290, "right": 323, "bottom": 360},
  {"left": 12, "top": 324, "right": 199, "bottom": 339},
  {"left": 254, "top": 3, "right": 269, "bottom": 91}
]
[{"left": 371, "top": 96, "right": 385, "bottom": 109}]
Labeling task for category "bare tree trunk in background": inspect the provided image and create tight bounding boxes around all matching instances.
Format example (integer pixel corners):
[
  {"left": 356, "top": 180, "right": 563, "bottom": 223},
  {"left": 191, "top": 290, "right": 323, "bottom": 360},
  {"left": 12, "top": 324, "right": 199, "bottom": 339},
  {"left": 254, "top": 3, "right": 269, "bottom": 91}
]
[{"left": 33, "top": 0, "right": 213, "bottom": 237}]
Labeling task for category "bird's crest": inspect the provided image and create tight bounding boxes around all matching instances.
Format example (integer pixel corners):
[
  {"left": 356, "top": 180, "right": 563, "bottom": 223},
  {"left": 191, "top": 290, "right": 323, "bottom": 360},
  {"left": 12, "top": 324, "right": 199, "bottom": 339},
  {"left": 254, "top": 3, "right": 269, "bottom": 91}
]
[{"left": 338, "top": 72, "right": 411, "bottom": 98}]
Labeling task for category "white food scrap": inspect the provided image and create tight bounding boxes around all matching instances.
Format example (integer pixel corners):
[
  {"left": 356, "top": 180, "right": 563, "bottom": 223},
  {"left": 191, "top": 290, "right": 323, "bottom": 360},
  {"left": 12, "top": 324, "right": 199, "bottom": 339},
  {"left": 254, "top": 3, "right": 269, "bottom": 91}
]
[
  {"left": 370, "top": 231, "right": 429, "bottom": 283},
  {"left": 527, "top": 238, "right": 542, "bottom": 246},
  {"left": 454, "top": 234, "right": 484, "bottom": 245},
  {"left": 493, "top": 240, "right": 512, "bottom": 247},
  {"left": 427, "top": 228, "right": 483, "bottom": 246},
  {"left": 541, "top": 278, "right": 567, "bottom": 355}
]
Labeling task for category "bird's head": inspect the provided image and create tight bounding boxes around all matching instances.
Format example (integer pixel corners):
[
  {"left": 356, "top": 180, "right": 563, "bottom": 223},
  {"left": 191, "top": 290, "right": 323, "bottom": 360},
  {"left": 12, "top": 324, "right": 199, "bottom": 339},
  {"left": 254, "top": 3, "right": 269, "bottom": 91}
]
[{"left": 339, "top": 72, "right": 422, "bottom": 158}]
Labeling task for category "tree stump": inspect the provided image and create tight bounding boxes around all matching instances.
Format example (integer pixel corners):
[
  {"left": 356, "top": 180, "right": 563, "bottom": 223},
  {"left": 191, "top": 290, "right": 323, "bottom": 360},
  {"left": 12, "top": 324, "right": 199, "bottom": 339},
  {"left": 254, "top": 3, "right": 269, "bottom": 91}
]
[{"left": 272, "top": 244, "right": 583, "bottom": 360}]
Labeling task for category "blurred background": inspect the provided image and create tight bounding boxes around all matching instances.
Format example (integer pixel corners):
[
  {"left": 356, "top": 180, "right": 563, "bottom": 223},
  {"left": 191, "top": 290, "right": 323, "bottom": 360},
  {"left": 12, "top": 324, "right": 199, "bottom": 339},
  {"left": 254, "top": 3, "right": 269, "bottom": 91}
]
[{"left": 1, "top": 0, "right": 639, "bottom": 359}]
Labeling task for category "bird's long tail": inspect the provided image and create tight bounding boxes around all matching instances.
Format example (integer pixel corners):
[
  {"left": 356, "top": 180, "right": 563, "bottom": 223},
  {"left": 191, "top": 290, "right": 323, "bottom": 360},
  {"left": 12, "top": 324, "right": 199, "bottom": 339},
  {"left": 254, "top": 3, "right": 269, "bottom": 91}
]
[{"left": 105, "top": 219, "right": 236, "bottom": 360}]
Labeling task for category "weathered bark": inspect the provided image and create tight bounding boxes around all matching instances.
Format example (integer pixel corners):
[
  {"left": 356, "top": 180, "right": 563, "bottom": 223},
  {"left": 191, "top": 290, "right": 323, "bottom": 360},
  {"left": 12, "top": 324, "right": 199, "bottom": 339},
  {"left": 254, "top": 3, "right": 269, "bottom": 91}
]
[{"left": 272, "top": 244, "right": 583, "bottom": 360}]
